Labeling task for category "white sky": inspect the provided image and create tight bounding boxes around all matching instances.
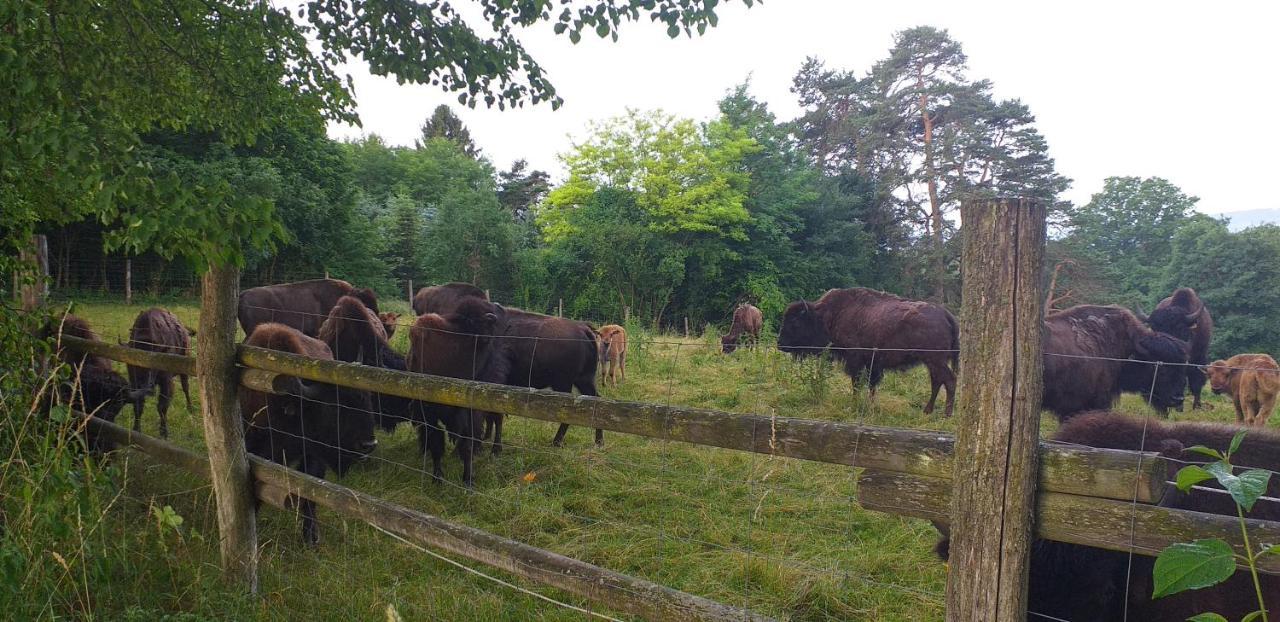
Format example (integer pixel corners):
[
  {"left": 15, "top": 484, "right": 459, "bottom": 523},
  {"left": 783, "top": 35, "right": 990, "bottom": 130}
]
[{"left": 327, "top": 0, "right": 1279, "bottom": 214}]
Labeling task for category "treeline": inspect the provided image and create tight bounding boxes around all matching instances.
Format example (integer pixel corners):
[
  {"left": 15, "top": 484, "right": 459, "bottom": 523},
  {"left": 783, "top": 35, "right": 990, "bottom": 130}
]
[{"left": 38, "top": 26, "right": 1280, "bottom": 357}]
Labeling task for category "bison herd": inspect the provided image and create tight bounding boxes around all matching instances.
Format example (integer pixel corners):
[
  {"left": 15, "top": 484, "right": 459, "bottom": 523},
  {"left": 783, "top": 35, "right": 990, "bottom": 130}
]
[{"left": 44, "top": 278, "right": 1280, "bottom": 615}]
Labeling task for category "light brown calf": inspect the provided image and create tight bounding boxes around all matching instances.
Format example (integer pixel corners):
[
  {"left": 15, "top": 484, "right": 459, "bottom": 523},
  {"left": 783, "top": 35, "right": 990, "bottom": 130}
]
[
  {"left": 1205, "top": 353, "right": 1280, "bottom": 426},
  {"left": 597, "top": 324, "right": 627, "bottom": 388}
]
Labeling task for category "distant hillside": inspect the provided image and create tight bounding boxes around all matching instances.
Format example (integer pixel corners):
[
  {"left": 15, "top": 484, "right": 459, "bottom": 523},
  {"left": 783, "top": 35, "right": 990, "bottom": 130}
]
[{"left": 1211, "top": 208, "right": 1280, "bottom": 231}]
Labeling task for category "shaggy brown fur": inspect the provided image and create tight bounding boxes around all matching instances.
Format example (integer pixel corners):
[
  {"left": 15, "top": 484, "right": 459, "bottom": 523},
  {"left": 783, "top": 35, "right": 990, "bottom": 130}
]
[
  {"left": 46, "top": 315, "right": 147, "bottom": 450},
  {"left": 237, "top": 278, "right": 380, "bottom": 337},
  {"left": 778, "top": 288, "right": 958, "bottom": 416},
  {"left": 1042, "top": 305, "right": 1190, "bottom": 419},
  {"left": 720, "top": 304, "right": 762, "bottom": 353},
  {"left": 500, "top": 307, "right": 600, "bottom": 446},
  {"left": 1206, "top": 353, "right": 1280, "bottom": 426},
  {"left": 412, "top": 282, "right": 488, "bottom": 316},
  {"left": 125, "top": 307, "right": 192, "bottom": 438},
  {"left": 1141, "top": 287, "right": 1214, "bottom": 410},
  {"left": 317, "top": 295, "right": 413, "bottom": 430},
  {"left": 597, "top": 324, "right": 627, "bottom": 387}
]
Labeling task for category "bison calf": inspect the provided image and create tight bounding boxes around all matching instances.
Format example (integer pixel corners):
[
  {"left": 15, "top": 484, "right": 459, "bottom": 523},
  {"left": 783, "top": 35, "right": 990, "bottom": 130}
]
[
  {"left": 720, "top": 303, "right": 762, "bottom": 354},
  {"left": 125, "top": 307, "right": 193, "bottom": 438},
  {"left": 1205, "top": 353, "right": 1280, "bottom": 426},
  {"left": 597, "top": 324, "right": 627, "bottom": 387},
  {"left": 47, "top": 315, "right": 148, "bottom": 451}
]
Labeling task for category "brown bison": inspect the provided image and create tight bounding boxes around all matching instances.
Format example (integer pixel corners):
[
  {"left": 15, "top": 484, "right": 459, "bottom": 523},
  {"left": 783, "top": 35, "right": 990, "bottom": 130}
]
[
  {"left": 412, "top": 282, "right": 487, "bottom": 316},
  {"left": 1043, "top": 305, "right": 1191, "bottom": 420},
  {"left": 934, "top": 411, "right": 1279, "bottom": 621},
  {"left": 237, "top": 278, "right": 383, "bottom": 338},
  {"left": 406, "top": 298, "right": 507, "bottom": 486},
  {"left": 1138, "top": 287, "right": 1213, "bottom": 410},
  {"left": 720, "top": 303, "right": 762, "bottom": 354},
  {"left": 125, "top": 307, "right": 192, "bottom": 438},
  {"left": 777, "top": 288, "right": 959, "bottom": 416},
  {"left": 597, "top": 324, "right": 627, "bottom": 387},
  {"left": 240, "top": 323, "right": 377, "bottom": 544},
  {"left": 46, "top": 315, "right": 148, "bottom": 450},
  {"left": 1205, "top": 353, "right": 1280, "bottom": 426},
  {"left": 317, "top": 295, "right": 414, "bottom": 431}
]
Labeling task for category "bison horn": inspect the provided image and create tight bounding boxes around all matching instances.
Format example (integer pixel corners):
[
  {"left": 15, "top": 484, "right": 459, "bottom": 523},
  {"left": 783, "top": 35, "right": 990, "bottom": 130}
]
[
  {"left": 1134, "top": 305, "right": 1149, "bottom": 323},
  {"left": 298, "top": 379, "right": 331, "bottom": 401},
  {"left": 1184, "top": 310, "right": 1199, "bottom": 324}
]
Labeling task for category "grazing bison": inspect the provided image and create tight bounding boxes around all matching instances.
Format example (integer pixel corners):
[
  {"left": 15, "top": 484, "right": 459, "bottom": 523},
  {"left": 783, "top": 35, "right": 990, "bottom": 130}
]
[
  {"left": 317, "top": 295, "right": 414, "bottom": 431},
  {"left": 777, "top": 288, "right": 959, "bottom": 416},
  {"left": 1042, "top": 305, "right": 1190, "bottom": 420},
  {"left": 597, "top": 324, "right": 627, "bottom": 387},
  {"left": 125, "top": 307, "right": 192, "bottom": 438},
  {"left": 720, "top": 303, "right": 762, "bottom": 354},
  {"left": 1205, "top": 353, "right": 1280, "bottom": 426},
  {"left": 500, "top": 308, "right": 601, "bottom": 446},
  {"left": 412, "top": 282, "right": 488, "bottom": 316},
  {"left": 237, "top": 278, "right": 382, "bottom": 338},
  {"left": 406, "top": 298, "right": 507, "bottom": 486},
  {"left": 46, "top": 315, "right": 148, "bottom": 450},
  {"left": 240, "top": 323, "right": 377, "bottom": 544},
  {"left": 1138, "top": 287, "right": 1213, "bottom": 410},
  {"left": 934, "top": 412, "right": 1280, "bottom": 621}
]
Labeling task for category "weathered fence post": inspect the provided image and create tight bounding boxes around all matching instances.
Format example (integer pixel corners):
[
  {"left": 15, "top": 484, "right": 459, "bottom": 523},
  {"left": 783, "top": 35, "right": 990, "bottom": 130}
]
[
  {"left": 124, "top": 258, "right": 132, "bottom": 306},
  {"left": 407, "top": 279, "right": 413, "bottom": 308},
  {"left": 197, "top": 264, "right": 258, "bottom": 592},
  {"left": 946, "top": 198, "right": 1046, "bottom": 621},
  {"left": 18, "top": 234, "right": 48, "bottom": 312}
]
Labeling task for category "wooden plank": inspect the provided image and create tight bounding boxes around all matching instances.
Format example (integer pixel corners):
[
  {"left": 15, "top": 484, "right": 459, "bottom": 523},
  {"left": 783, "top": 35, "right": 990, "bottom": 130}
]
[
  {"left": 239, "top": 368, "right": 291, "bottom": 395},
  {"left": 239, "top": 345, "right": 1164, "bottom": 503},
  {"left": 81, "top": 415, "right": 773, "bottom": 622},
  {"left": 196, "top": 265, "right": 258, "bottom": 592},
  {"left": 857, "top": 469, "right": 1280, "bottom": 575},
  {"left": 60, "top": 335, "right": 195, "bottom": 376}
]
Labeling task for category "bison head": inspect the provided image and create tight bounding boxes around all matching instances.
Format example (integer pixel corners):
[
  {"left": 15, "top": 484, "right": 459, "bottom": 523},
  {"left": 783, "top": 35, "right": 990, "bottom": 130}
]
[
  {"left": 379, "top": 312, "right": 400, "bottom": 339},
  {"left": 447, "top": 298, "right": 503, "bottom": 339},
  {"left": 1204, "top": 360, "right": 1233, "bottom": 394},
  {"left": 1119, "top": 333, "right": 1190, "bottom": 413},
  {"left": 777, "top": 301, "right": 829, "bottom": 358},
  {"left": 720, "top": 334, "right": 739, "bottom": 354},
  {"left": 1138, "top": 305, "right": 1199, "bottom": 343},
  {"left": 252, "top": 379, "right": 378, "bottom": 476}
]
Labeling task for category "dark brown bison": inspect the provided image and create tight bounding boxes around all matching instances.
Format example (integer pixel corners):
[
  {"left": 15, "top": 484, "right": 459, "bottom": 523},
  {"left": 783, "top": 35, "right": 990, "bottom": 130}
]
[
  {"left": 934, "top": 412, "right": 1280, "bottom": 621},
  {"left": 412, "top": 282, "right": 487, "bottom": 316},
  {"left": 720, "top": 303, "right": 763, "bottom": 353},
  {"left": 1043, "top": 305, "right": 1190, "bottom": 420},
  {"left": 240, "top": 323, "right": 377, "bottom": 544},
  {"left": 406, "top": 298, "right": 507, "bottom": 486},
  {"left": 125, "top": 307, "right": 192, "bottom": 438},
  {"left": 46, "top": 315, "right": 148, "bottom": 450},
  {"left": 317, "top": 295, "right": 414, "bottom": 431},
  {"left": 237, "top": 278, "right": 382, "bottom": 338},
  {"left": 777, "top": 288, "right": 958, "bottom": 416},
  {"left": 1138, "top": 287, "right": 1213, "bottom": 410},
  {"left": 500, "top": 308, "right": 601, "bottom": 446}
]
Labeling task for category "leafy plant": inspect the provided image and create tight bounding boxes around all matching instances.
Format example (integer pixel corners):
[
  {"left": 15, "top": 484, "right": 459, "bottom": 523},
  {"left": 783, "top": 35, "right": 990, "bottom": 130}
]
[{"left": 1152, "top": 430, "right": 1275, "bottom": 621}]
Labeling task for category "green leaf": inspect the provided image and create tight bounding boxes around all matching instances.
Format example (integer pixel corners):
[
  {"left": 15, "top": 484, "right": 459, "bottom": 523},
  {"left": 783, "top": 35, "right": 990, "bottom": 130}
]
[
  {"left": 569, "top": 30, "right": 581, "bottom": 44},
  {"left": 595, "top": 22, "right": 609, "bottom": 38},
  {"left": 667, "top": 24, "right": 680, "bottom": 38},
  {"left": 1263, "top": 544, "right": 1280, "bottom": 556},
  {"left": 1152, "top": 539, "right": 1236, "bottom": 599},
  {"left": 1229, "top": 429, "right": 1247, "bottom": 457},
  {"left": 1185, "top": 445, "right": 1225, "bottom": 460},
  {"left": 1232, "top": 469, "right": 1272, "bottom": 512},
  {"left": 1241, "top": 610, "right": 1266, "bottom": 622},
  {"left": 1187, "top": 614, "right": 1228, "bottom": 622},
  {"left": 1175, "top": 465, "right": 1214, "bottom": 492}
]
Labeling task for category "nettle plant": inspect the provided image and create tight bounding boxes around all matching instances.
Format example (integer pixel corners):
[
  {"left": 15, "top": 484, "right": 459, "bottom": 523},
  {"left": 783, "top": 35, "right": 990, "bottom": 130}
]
[{"left": 1153, "top": 430, "right": 1277, "bottom": 622}]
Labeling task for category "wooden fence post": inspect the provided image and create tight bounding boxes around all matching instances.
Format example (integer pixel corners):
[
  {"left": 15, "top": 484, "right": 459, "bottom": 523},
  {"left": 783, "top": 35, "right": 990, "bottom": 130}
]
[
  {"left": 197, "top": 264, "right": 258, "bottom": 592},
  {"left": 946, "top": 198, "right": 1046, "bottom": 621},
  {"left": 124, "top": 258, "right": 132, "bottom": 306},
  {"left": 407, "top": 279, "right": 413, "bottom": 308},
  {"left": 18, "top": 234, "right": 48, "bottom": 312}
]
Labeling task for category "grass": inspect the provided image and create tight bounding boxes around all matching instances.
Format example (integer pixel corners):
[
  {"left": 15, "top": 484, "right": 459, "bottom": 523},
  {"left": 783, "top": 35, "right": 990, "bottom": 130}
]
[{"left": 47, "top": 298, "right": 1258, "bottom": 621}]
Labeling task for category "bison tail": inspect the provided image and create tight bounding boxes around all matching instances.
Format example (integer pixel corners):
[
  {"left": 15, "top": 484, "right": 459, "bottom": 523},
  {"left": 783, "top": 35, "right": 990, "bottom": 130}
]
[{"left": 946, "top": 312, "right": 960, "bottom": 372}]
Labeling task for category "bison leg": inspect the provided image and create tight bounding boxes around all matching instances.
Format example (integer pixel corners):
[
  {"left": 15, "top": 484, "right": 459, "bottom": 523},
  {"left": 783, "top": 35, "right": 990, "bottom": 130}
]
[
  {"left": 1187, "top": 365, "right": 1207, "bottom": 410},
  {"left": 426, "top": 422, "right": 446, "bottom": 482},
  {"left": 300, "top": 459, "right": 327, "bottom": 545},
  {"left": 180, "top": 374, "right": 193, "bottom": 410},
  {"left": 156, "top": 373, "right": 173, "bottom": 438},
  {"left": 488, "top": 413, "right": 504, "bottom": 456},
  {"left": 1256, "top": 393, "right": 1277, "bottom": 426},
  {"left": 1233, "top": 396, "right": 1246, "bottom": 424},
  {"left": 552, "top": 424, "right": 571, "bottom": 447}
]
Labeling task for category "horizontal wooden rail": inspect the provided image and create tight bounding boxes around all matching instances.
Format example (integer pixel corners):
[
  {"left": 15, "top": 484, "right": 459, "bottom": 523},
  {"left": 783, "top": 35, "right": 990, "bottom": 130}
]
[
  {"left": 237, "top": 346, "right": 1166, "bottom": 504},
  {"left": 83, "top": 415, "right": 772, "bottom": 622},
  {"left": 858, "top": 469, "right": 1280, "bottom": 575},
  {"left": 61, "top": 335, "right": 194, "bottom": 375}
]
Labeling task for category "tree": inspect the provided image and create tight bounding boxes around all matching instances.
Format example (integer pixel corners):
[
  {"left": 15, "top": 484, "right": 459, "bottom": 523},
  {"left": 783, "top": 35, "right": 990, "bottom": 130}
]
[
  {"left": 1064, "top": 176, "right": 1199, "bottom": 301},
  {"left": 497, "top": 160, "right": 552, "bottom": 224},
  {"left": 418, "top": 105, "right": 480, "bottom": 158}
]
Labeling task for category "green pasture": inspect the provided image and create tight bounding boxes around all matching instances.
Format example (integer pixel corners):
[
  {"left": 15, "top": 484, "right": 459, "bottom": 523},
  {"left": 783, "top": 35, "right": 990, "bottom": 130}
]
[{"left": 48, "top": 298, "right": 1251, "bottom": 621}]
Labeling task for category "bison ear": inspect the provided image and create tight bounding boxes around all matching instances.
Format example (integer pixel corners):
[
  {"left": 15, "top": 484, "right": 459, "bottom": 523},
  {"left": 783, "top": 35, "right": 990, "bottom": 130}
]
[{"left": 1185, "top": 310, "right": 1199, "bottom": 325}]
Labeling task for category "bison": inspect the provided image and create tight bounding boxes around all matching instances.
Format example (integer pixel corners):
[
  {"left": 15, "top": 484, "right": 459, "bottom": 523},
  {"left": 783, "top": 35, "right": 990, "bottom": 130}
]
[
  {"left": 777, "top": 288, "right": 959, "bottom": 416},
  {"left": 237, "top": 278, "right": 383, "bottom": 338},
  {"left": 46, "top": 315, "right": 148, "bottom": 450},
  {"left": 1138, "top": 287, "right": 1213, "bottom": 410},
  {"left": 240, "top": 323, "right": 378, "bottom": 544},
  {"left": 317, "top": 295, "right": 414, "bottom": 431},
  {"left": 125, "top": 307, "right": 193, "bottom": 438},
  {"left": 1205, "top": 353, "right": 1280, "bottom": 426},
  {"left": 406, "top": 298, "right": 507, "bottom": 486},
  {"left": 597, "top": 324, "right": 627, "bottom": 387},
  {"left": 1043, "top": 305, "right": 1191, "bottom": 420},
  {"left": 412, "top": 282, "right": 488, "bottom": 316},
  {"left": 720, "top": 303, "right": 762, "bottom": 354},
  {"left": 934, "top": 411, "right": 1280, "bottom": 621}
]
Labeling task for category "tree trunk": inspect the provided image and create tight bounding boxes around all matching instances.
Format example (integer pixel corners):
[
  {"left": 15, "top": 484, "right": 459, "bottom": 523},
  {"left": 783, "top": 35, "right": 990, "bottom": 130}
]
[
  {"left": 125, "top": 258, "right": 132, "bottom": 306},
  {"left": 946, "top": 198, "right": 1046, "bottom": 621},
  {"left": 918, "top": 68, "right": 946, "bottom": 303},
  {"left": 19, "top": 235, "right": 48, "bottom": 312}
]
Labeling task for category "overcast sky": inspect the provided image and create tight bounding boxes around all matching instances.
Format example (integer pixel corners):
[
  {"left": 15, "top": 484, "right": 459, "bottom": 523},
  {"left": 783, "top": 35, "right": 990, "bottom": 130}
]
[{"left": 327, "top": 0, "right": 1278, "bottom": 215}]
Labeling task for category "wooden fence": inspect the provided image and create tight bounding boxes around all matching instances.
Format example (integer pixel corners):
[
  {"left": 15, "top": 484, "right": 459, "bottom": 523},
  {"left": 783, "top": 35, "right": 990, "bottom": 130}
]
[{"left": 52, "top": 199, "right": 1280, "bottom": 621}]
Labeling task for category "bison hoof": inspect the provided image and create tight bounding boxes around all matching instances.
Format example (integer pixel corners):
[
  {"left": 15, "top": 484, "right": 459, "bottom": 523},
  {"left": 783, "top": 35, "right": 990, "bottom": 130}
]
[
  {"left": 490, "top": 445, "right": 503, "bottom": 456},
  {"left": 922, "top": 405, "right": 934, "bottom": 416}
]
